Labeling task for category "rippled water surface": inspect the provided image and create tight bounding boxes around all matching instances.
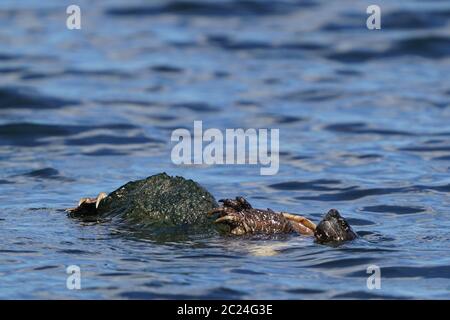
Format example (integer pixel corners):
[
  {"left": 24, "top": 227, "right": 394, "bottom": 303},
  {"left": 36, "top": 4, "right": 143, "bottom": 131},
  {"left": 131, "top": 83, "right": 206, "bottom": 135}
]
[{"left": 1, "top": 0, "right": 450, "bottom": 299}]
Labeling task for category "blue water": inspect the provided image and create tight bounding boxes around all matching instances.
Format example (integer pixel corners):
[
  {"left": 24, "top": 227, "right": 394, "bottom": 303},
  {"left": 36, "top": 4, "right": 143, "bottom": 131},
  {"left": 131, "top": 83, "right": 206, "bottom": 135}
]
[{"left": 1, "top": 0, "right": 450, "bottom": 299}]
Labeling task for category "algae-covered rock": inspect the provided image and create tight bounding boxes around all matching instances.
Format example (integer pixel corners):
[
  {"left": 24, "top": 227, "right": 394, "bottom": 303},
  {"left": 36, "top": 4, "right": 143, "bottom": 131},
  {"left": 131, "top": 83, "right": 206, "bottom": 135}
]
[{"left": 71, "top": 173, "right": 218, "bottom": 228}]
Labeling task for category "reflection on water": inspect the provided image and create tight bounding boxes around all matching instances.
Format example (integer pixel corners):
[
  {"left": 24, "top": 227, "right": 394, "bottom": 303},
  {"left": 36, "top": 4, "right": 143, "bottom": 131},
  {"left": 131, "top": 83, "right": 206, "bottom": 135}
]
[{"left": 0, "top": 0, "right": 449, "bottom": 299}]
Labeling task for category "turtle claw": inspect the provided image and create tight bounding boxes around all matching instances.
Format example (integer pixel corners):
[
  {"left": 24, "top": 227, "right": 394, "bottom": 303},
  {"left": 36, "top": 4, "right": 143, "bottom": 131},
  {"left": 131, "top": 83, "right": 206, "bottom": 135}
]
[
  {"left": 96, "top": 192, "right": 107, "bottom": 209},
  {"left": 214, "top": 213, "right": 247, "bottom": 235},
  {"left": 78, "top": 197, "right": 89, "bottom": 207},
  {"left": 214, "top": 215, "right": 240, "bottom": 224},
  {"left": 67, "top": 192, "right": 107, "bottom": 216},
  {"left": 281, "top": 212, "right": 316, "bottom": 234}
]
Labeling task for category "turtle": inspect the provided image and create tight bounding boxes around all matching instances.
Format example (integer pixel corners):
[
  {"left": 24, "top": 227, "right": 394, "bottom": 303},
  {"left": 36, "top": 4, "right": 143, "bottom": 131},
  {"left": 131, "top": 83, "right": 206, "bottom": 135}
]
[
  {"left": 67, "top": 173, "right": 357, "bottom": 243},
  {"left": 67, "top": 173, "right": 218, "bottom": 227}
]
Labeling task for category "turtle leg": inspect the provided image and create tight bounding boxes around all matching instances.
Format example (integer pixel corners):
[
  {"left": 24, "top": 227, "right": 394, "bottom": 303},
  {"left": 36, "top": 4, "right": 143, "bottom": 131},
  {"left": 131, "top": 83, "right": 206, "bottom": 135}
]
[
  {"left": 214, "top": 214, "right": 240, "bottom": 224},
  {"left": 281, "top": 212, "right": 316, "bottom": 236},
  {"left": 67, "top": 192, "right": 107, "bottom": 216}
]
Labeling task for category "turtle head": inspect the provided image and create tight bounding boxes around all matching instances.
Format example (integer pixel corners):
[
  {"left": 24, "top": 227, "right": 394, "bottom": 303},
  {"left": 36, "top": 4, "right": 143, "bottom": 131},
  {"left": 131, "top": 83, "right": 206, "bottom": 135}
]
[{"left": 314, "top": 209, "right": 357, "bottom": 243}]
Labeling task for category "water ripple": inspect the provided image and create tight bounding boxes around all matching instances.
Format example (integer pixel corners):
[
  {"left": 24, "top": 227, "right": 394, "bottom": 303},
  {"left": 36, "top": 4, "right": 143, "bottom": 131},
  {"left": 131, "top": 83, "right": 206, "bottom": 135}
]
[{"left": 0, "top": 87, "right": 78, "bottom": 109}]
